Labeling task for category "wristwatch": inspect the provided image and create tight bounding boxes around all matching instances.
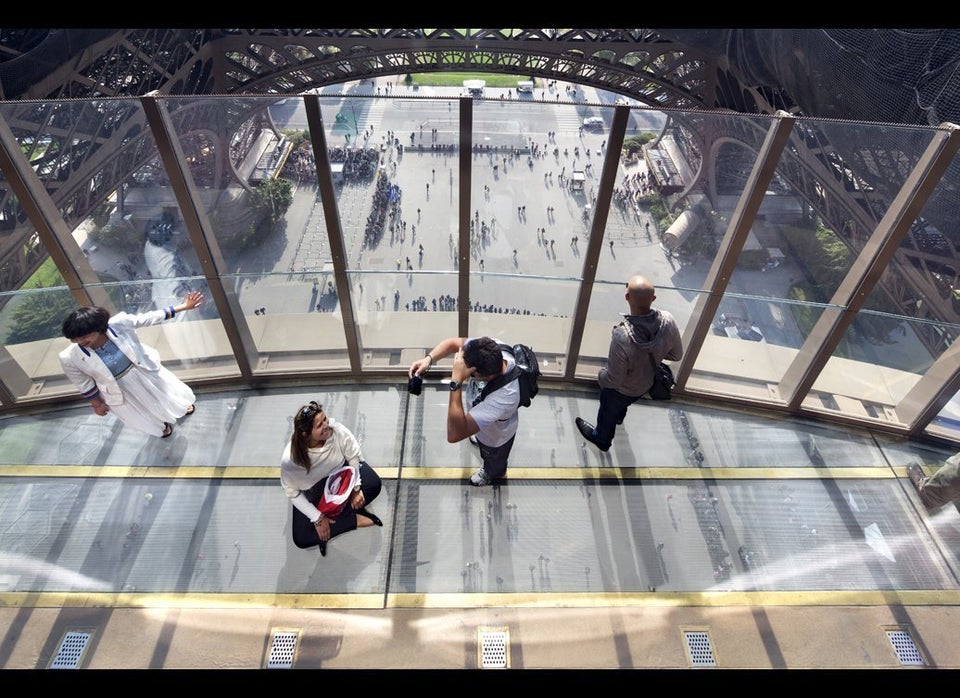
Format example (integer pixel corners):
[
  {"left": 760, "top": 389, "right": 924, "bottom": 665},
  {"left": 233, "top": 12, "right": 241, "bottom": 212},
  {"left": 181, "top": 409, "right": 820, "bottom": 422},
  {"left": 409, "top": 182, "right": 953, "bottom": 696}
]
[{"left": 448, "top": 380, "right": 462, "bottom": 391}]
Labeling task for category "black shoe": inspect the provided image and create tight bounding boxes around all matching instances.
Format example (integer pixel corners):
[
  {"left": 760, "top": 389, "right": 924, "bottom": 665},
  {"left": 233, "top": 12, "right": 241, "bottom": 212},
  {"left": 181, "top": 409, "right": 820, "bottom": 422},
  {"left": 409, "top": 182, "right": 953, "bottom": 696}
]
[
  {"left": 575, "top": 417, "right": 609, "bottom": 452},
  {"left": 318, "top": 539, "right": 327, "bottom": 557},
  {"left": 907, "top": 463, "right": 927, "bottom": 491},
  {"left": 359, "top": 508, "right": 383, "bottom": 527}
]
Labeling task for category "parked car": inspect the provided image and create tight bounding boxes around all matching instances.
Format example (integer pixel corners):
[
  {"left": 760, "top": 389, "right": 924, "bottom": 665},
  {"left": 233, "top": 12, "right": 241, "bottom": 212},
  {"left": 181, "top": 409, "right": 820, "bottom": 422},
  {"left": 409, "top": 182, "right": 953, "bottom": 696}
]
[{"left": 714, "top": 313, "right": 765, "bottom": 342}]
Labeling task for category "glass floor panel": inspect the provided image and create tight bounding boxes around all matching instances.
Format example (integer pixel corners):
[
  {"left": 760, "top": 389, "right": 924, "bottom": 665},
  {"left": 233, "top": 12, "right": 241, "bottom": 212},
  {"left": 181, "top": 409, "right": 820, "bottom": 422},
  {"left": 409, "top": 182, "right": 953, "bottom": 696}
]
[
  {"left": 1, "top": 475, "right": 956, "bottom": 596},
  {"left": 1, "top": 386, "right": 959, "bottom": 602}
]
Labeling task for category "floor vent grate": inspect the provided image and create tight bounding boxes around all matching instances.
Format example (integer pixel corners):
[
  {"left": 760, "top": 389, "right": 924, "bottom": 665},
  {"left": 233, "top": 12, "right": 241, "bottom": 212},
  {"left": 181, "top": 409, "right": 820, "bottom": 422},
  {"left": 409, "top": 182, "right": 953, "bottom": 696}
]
[
  {"left": 50, "top": 631, "right": 91, "bottom": 669},
  {"left": 684, "top": 630, "right": 716, "bottom": 667},
  {"left": 478, "top": 626, "right": 509, "bottom": 668},
  {"left": 887, "top": 629, "right": 924, "bottom": 666},
  {"left": 266, "top": 630, "right": 299, "bottom": 669}
]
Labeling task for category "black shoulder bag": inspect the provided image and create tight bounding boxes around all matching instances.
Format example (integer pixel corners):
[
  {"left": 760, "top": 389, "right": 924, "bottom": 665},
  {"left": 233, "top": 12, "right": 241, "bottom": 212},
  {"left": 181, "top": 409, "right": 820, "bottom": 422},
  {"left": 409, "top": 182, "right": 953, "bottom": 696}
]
[
  {"left": 644, "top": 313, "right": 675, "bottom": 400},
  {"left": 647, "top": 353, "right": 675, "bottom": 400}
]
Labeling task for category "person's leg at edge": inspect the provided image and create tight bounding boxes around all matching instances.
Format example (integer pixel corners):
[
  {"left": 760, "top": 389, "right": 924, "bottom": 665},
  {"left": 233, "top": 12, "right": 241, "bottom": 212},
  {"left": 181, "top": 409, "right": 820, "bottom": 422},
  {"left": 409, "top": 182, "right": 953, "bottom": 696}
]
[
  {"left": 594, "top": 388, "right": 634, "bottom": 449},
  {"left": 915, "top": 459, "right": 960, "bottom": 509}
]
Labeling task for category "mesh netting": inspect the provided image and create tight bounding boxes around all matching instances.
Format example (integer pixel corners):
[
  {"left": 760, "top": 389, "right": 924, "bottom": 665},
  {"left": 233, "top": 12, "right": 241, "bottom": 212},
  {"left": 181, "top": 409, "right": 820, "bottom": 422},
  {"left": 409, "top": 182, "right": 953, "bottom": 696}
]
[{"left": 660, "top": 28, "right": 960, "bottom": 127}]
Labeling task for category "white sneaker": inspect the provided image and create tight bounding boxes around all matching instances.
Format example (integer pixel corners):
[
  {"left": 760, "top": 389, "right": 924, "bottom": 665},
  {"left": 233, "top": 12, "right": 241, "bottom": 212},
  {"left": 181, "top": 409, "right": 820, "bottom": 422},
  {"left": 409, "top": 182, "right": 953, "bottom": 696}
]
[{"left": 470, "top": 468, "right": 492, "bottom": 486}]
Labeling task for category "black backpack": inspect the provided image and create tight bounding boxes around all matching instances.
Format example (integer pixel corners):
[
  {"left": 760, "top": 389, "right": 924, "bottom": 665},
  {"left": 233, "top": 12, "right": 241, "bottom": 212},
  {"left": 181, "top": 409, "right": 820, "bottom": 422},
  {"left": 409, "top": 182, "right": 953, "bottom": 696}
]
[{"left": 472, "top": 343, "right": 541, "bottom": 408}]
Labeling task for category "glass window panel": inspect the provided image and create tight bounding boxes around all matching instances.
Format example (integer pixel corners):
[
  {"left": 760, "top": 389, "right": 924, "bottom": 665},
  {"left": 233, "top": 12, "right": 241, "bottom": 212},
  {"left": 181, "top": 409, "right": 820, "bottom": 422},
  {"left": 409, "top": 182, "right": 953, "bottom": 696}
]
[
  {"left": 576, "top": 278, "right": 629, "bottom": 379},
  {"left": 1, "top": 99, "right": 182, "bottom": 292},
  {"left": 808, "top": 122, "right": 955, "bottom": 423},
  {"left": 2, "top": 85, "right": 960, "bottom": 450},
  {"left": 227, "top": 270, "right": 348, "bottom": 373},
  {"left": 1, "top": 98, "right": 241, "bottom": 390},
  {"left": 805, "top": 313, "right": 953, "bottom": 424},
  {"left": 595, "top": 105, "right": 670, "bottom": 274},
  {"left": 352, "top": 270, "right": 459, "bottom": 370},
  {"left": 688, "top": 294, "right": 836, "bottom": 401},
  {"left": 161, "top": 96, "right": 299, "bottom": 274},
  {"left": 471, "top": 98, "right": 590, "bottom": 278},
  {"left": 1, "top": 286, "right": 79, "bottom": 399},
  {"left": 161, "top": 95, "right": 348, "bottom": 374},
  {"left": 467, "top": 272, "right": 572, "bottom": 377},
  {"left": 0, "top": 117, "right": 65, "bottom": 294},
  {"left": 770, "top": 120, "right": 933, "bottom": 313},
  {"left": 371, "top": 96, "right": 458, "bottom": 271},
  {"left": 324, "top": 95, "right": 460, "bottom": 369}
]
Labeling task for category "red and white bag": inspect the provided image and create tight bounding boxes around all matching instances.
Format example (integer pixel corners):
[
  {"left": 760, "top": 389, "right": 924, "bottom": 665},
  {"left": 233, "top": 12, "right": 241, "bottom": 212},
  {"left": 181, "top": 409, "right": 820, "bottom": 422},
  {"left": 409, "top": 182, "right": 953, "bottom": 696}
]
[{"left": 318, "top": 464, "right": 357, "bottom": 517}]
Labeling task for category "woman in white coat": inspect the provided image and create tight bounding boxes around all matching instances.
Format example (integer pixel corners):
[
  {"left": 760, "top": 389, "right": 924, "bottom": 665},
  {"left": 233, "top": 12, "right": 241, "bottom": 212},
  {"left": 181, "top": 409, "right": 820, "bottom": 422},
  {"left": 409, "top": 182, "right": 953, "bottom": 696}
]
[{"left": 59, "top": 291, "right": 203, "bottom": 438}]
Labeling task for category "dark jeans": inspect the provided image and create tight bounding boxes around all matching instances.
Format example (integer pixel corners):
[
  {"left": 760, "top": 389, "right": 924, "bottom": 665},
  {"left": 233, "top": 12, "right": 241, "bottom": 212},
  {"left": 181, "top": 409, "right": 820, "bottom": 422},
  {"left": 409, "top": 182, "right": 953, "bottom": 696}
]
[
  {"left": 477, "top": 434, "right": 516, "bottom": 479},
  {"left": 292, "top": 461, "right": 382, "bottom": 549},
  {"left": 592, "top": 387, "right": 641, "bottom": 450}
]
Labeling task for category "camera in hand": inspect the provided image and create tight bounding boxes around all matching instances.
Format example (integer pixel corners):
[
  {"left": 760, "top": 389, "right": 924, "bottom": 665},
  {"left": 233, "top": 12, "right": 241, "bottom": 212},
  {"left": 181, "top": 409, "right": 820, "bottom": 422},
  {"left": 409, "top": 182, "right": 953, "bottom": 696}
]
[{"left": 408, "top": 375, "right": 423, "bottom": 395}]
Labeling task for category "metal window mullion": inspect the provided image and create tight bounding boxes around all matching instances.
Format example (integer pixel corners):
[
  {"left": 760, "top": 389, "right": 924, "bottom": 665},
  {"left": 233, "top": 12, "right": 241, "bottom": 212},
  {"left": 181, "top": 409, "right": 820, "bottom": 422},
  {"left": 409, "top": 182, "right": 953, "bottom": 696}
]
[
  {"left": 140, "top": 95, "right": 256, "bottom": 379},
  {"left": 565, "top": 104, "right": 631, "bottom": 379},
  {"left": 458, "top": 97, "right": 473, "bottom": 338},
  {"left": 304, "top": 95, "right": 362, "bottom": 372}
]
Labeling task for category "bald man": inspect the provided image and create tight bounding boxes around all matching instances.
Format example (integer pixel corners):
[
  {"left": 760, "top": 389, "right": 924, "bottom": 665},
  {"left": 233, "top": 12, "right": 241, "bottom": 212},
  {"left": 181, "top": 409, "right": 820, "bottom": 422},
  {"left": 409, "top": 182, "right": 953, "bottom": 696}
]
[{"left": 575, "top": 275, "right": 683, "bottom": 452}]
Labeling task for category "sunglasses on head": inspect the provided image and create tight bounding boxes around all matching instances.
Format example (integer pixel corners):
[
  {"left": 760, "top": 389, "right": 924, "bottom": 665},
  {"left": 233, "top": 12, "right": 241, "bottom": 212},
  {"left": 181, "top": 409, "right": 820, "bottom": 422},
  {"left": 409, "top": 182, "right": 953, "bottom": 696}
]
[{"left": 297, "top": 401, "right": 322, "bottom": 425}]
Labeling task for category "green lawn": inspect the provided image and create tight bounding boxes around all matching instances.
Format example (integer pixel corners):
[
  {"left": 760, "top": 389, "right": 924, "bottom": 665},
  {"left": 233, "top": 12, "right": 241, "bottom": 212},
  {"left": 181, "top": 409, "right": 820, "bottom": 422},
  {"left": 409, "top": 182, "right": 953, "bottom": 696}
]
[
  {"left": 23, "top": 257, "right": 64, "bottom": 289},
  {"left": 406, "top": 72, "right": 540, "bottom": 88}
]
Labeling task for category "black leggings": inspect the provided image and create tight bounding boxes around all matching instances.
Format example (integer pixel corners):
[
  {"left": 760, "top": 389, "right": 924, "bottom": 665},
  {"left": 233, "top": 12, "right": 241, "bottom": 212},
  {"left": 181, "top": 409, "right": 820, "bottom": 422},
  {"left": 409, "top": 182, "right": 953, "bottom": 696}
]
[{"left": 292, "top": 462, "right": 383, "bottom": 549}]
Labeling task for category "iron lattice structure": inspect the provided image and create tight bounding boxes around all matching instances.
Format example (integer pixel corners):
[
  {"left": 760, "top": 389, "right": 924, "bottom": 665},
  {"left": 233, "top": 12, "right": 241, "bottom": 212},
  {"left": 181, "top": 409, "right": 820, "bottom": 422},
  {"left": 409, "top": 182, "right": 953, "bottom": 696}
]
[{"left": 0, "top": 28, "right": 959, "bottom": 346}]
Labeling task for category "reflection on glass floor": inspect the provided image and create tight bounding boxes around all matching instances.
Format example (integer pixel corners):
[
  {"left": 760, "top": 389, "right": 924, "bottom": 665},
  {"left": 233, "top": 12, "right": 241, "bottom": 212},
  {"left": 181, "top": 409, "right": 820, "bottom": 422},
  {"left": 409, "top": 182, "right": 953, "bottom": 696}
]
[{"left": 1, "top": 385, "right": 960, "bottom": 602}]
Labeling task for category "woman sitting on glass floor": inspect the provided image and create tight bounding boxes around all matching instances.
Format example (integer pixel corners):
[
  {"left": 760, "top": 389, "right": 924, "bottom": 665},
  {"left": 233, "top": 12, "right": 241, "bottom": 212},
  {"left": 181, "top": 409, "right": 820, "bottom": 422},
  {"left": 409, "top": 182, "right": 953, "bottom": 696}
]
[{"left": 280, "top": 401, "right": 383, "bottom": 557}]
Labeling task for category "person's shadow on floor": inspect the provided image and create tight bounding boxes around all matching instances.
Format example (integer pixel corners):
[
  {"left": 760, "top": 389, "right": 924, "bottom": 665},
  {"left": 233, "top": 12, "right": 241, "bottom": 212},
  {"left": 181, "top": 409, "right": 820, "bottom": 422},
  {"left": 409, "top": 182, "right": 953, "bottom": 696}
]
[{"left": 275, "top": 496, "right": 388, "bottom": 594}]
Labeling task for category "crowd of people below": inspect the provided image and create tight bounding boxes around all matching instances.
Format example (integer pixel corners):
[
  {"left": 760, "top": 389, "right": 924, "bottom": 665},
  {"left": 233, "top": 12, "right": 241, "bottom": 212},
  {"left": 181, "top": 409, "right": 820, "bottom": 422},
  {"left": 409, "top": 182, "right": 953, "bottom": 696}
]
[
  {"left": 395, "top": 294, "right": 550, "bottom": 316},
  {"left": 364, "top": 170, "right": 401, "bottom": 248},
  {"left": 282, "top": 143, "right": 381, "bottom": 184}
]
